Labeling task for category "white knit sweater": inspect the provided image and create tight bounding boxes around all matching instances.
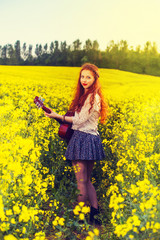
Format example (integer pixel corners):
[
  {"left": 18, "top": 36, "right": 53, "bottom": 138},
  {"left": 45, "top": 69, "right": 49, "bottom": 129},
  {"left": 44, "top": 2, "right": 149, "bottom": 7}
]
[{"left": 72, "top": 94, "right": 101, "bottom": 135}]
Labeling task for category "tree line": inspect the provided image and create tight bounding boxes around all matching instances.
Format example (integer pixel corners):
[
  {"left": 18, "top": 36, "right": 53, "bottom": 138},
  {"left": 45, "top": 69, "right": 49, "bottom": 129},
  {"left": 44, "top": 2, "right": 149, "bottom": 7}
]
[{"left": 1, "top": 39, "right": 160, "bottom": 76}]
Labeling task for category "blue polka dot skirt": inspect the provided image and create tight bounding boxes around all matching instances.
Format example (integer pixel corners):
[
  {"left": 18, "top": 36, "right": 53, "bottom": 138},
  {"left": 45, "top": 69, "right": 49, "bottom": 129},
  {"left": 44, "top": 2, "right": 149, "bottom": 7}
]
[{"left": 65, "top": 130, "right": 106, "bottom": 161}]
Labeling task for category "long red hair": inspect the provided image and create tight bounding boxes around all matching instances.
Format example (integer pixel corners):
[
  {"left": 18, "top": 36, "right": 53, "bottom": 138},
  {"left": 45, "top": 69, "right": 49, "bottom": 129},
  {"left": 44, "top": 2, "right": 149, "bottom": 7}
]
[{"left": 69, "top": 63, "right": 108, "bottom": 123}]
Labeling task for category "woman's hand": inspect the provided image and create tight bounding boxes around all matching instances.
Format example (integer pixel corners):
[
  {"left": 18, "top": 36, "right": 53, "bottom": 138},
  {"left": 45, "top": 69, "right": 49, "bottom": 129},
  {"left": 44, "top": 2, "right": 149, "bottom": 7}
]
[
  {"left": 44, "top": 108, "right": 59, "bottom": 119},
  {"left": 44, "top": 108, "right": 73, "bottom": 123}
]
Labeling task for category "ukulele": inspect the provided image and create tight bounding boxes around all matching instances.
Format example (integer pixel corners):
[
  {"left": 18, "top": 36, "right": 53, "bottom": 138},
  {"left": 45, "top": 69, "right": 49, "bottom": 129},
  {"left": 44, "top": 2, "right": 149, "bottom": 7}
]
[{"left": 34, "top": 96, "right": 74, "bottom": 143}]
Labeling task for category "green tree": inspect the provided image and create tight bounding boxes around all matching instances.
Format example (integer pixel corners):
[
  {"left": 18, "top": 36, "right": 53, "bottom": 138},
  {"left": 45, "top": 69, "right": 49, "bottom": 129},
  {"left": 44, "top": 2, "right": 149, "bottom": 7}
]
[
  {"left": 14, "top": 40, "right": 21, "bottom": 63},
  {"left": 60, "top": 41, "right": 67, "bottom": 52},
  {"left": 7, "top": 44, "right": 14, "bottom": 59},
  {"left": 54, "top": 41, "right": 59, "bottom": 52},
  {"left": 44, "top": 43, "right": 48, "bottom": 54},
  {"left": 84, "top": 39, "right": 92, "bottom": 51},
  {"left": 119, "top": 40, "right": 129, "bottom": 69},
  {"left": 39, "top": 44, "right": 42, "bottom": 56},
  {"left": 106, "top": 40, "right": 120, "bottom": 68},
  {"left": 2, "top": 45, "right": 7, "bottom": 59},
  {"left": 81, "top": 55, "right": 88, "bottom": 65},
  {"left": 35, "top": 44, "right": 39, "bottom": 57},
  {"left": 92, "top": 40, "right": 99, "bottom": 50},
  {"left": 150, "top": 42, "right": 158, "bottom": 56},
  {"left": 22, "top": 43, "right": 27, "bottom": 60},
  {"left": 0, "top": 45, "right": 2, "bottom": 58},
  {"left": 50, "top": 42, "right": 54, "bottom": 54},
  {"left": 35, "top": 44, "right": 42, "bottom": 58},
  {"left": 143, "top": 41, "right": 160, "bottom": 75},
  {"left": 73, "top": 39, "right": 81, "bottom": 51},
  {"left": 27, "top": 45, "right": 33, "bottom": 63}
]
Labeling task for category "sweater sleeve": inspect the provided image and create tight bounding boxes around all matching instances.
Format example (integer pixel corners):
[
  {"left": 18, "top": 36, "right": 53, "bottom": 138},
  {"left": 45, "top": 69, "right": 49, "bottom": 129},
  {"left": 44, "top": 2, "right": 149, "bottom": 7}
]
[{"left": 72, "top": 94, "right": 101, "bottom": 125}]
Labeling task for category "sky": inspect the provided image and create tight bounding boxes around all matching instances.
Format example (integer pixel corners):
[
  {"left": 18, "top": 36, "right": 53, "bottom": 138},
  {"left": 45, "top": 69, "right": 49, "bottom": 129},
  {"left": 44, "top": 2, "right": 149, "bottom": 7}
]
[{"left": 0, "top": 0, "right": 160, "bottom": 51}]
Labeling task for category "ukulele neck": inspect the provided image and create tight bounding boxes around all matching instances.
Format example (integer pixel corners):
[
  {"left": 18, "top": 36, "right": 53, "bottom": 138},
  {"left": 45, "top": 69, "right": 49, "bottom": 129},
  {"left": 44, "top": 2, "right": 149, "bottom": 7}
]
[{"left": 41, "top": 105, "right": 63, "bottom": 124}]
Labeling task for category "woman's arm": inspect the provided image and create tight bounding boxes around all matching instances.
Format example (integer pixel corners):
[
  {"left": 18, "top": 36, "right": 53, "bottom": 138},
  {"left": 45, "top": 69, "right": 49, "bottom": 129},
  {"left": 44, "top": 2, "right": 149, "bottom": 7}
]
[{"left": 44, "top": 108, "right": 73, "bottom": 123}]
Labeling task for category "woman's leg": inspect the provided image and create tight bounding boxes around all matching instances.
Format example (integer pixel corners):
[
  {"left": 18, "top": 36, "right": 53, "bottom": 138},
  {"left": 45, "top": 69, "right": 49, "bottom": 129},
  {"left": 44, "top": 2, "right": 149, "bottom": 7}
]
[
  {"left": 72, "top": 160, "right": 101, "bottom": 225},
  {"left": 87, "top": 161, "right": 102, "bottom": 225},
  {"left": 86, "top": 161, "right": 98, "bottom": 209},
  {"left": 72, "top": 160, "right": 88, "bottom": 203},
  {"left": 72, "top": 160, "right": 98, "bottom": 208}
]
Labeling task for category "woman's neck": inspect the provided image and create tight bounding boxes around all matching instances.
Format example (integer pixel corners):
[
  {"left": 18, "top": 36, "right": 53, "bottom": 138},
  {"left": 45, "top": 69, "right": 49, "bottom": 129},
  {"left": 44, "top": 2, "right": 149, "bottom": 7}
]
[{"left": 84, "top": 88, "right": 89, "bottom": 94}]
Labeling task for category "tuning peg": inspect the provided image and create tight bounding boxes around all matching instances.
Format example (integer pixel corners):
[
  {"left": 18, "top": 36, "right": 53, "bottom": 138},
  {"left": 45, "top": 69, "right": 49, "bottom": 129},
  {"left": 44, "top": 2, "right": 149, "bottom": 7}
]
[
  {"left": 39, "top": 96, "right": 45, "bottom": 102},
  {"left": 36, "top": 102, "right": 40, "bottom": 108}
]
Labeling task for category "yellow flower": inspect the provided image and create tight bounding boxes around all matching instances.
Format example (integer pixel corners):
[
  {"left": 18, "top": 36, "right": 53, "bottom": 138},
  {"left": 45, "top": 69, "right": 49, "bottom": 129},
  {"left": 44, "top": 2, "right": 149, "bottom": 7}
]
[
  {"left": 55, "top": 232, "right": 62, "bottom": 237},
  {"left": 141, "top": 227, "right": 145, "bottom": 231},
  {"left": 73, "top": 209, "right": 79, "bottom": 215},
  {"left": 132, "top": 215, "right": 141, "bottom": 226},
  {"left": 4, "top": 235, "right": 18, "bottom": 240},
  {"left": 6, "top": 209, "right": 13, "bottom": 216},
  {"left": 52, "top": 220, "right": 58, "bottom": 226},
  {"left": 10, "top": 218, "right": 16, "bottom": 224},
  {"left": 129, "top": 235, "right": 134, "bottom": 239},
  {"left": 93, "top": 228, "right": 100, "bottom": 236},
  {"left": 132, "top": 209, "right": 136, "bottom": 214},
  {"left": 115, "top": 174, "right": 124, "bottom": 182},
  {"left": 146, "top": 222, "right": 150, "bottom": 229},
  {"left": 88, "top": 231, "right": 95, "bottom": 238},
  {"left": 13, "top": 205, "right": 21, "bottom": 215},
  {"left": 86, "top": 236, "right": 93, "bottom": 240},
  {"left": 81, "top": 206, "right": 90, "bottom": 214},
  {"left": 79, "top": 213, "right": 85, "bottom": 220},
  {"left": 154, "top": 222, "right": 160, "bottom": 229},
  {"left": 73, "top": 205, "right": 81, "bottom": 215},
  {"left": 55, "top": 216, "right": 60, "bottom": 221},
  {"left": 133, "top": 227, "right": 138, "bottom": 233},
  {"left": 22, "top": 227, "right": 26, "bottom": 234},
  {"left": 0, "top": 222, "right": 10, "bottom": 232},
  {"left": 79, "top": 202, "right": 85, "bottom": 207},
  {"left": 59, "top": 217, "right": 65, "bottom": 226},
  {"left": 33, "top": 231, "right": 46, "bottom": 240}
]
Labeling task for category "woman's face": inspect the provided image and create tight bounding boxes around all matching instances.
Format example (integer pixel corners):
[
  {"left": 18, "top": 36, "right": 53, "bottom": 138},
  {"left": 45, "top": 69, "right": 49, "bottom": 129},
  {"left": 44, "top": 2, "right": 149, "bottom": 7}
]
[{"left": 80, "top": 70, "right": 95, "bottom": 91}]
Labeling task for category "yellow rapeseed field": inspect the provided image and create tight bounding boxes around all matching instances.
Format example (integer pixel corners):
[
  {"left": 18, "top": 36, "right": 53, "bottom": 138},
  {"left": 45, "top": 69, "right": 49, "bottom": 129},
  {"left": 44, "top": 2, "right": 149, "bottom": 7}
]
[{"left": 0, "top": 65, "right": 160, "bottom": 240}]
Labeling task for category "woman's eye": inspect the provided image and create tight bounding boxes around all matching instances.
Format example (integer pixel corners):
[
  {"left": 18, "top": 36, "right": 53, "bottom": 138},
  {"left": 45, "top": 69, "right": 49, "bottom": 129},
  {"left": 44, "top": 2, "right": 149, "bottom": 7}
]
[{"left": 87, "top": 76, "right": 91, "bottom": 79}]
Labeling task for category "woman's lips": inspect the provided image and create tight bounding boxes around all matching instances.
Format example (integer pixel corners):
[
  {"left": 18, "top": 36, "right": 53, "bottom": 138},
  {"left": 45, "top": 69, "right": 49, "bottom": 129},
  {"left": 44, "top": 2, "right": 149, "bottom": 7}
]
[{"left": 83, "top": 83, "right": 87, "bottom": 86}]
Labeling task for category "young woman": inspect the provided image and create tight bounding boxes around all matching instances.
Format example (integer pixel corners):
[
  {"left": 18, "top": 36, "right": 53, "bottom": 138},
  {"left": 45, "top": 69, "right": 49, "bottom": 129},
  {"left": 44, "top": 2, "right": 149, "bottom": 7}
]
[{"left": 45, "top": 63, "right": 107, "bottom": 225}]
